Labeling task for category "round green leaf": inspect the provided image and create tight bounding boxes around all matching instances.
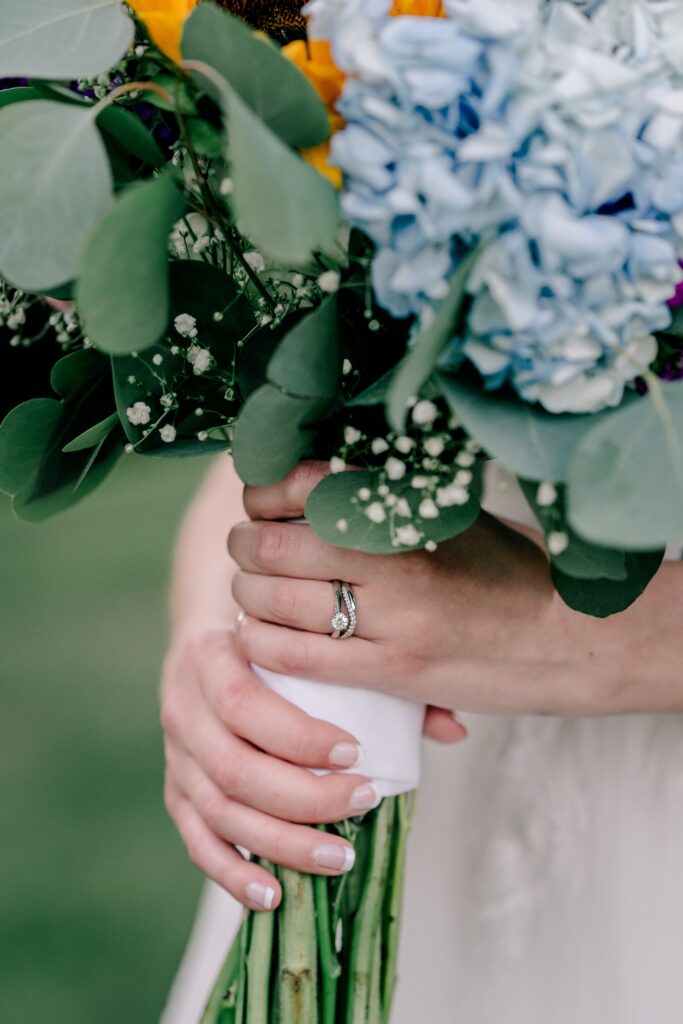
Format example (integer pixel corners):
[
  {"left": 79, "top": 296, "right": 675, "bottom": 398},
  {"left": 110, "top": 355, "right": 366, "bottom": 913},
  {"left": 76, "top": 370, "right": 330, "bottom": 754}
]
[
  {"left": 233, "top": 385, "right": 329, "bottom": 486},
  {"left": 0, "top": 0, "right": 134, "bottom": 80},
  {"left": 0, "top": 399, "right": 63, "bottom": 496},
  {"left": 224, "top": 83, "right": 340, "bottom": 268},
  {"left": 268, "top": 295, "right": 340, "bottom": 398},
  {"left": 0, "top": 100, "right": 113, "bottom": 290},
  {"left": 439, "top": 371, "right": 629, "bottom": 482},
  {"left": 568, "top": 381, "right": 683, "bottom": 548},
  {"left": 76, "top": 174, "right": 185, "bottom": 355},
  {"left": 305, "top": 470, "right": 480, "bottom": 554},
  {"left": 62, "top": 412, "right": 119, "bottom": 453},
  {"left": 182, "top": 4, "right": 330, "bottom": 149},
  {"left": 552, "top": 550, "right": 664, "bottom": 618}
]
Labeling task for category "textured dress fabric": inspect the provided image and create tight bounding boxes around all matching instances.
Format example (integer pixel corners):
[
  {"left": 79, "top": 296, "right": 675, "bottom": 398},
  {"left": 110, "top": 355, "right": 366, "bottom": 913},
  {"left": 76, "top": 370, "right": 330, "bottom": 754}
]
[{"left": 161, "top": 466, "right": 683, "bottom": 1024}]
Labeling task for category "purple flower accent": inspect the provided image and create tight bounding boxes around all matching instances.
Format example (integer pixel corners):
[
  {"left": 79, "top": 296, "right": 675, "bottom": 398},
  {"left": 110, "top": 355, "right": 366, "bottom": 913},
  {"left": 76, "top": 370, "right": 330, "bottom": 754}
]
[{"left": 668, "top": 265, "right": 683, "bottom": 309}]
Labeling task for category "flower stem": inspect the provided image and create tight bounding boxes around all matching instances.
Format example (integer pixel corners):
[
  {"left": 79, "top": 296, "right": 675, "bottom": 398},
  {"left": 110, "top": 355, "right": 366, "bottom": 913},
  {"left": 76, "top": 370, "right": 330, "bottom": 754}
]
[
  {"left": 346, "top": 800, "right": 394, "bottom": 1024},
  {"left": 246, "top": 872, "right": 276, "bottom": 1024},
  {"left": 278, "top": 866, "right": 319, "bottom": 1024},
  {"left": 314, "top": 866, "right": 341, "bottom": 1024},
  {"left": 200, "top": 917, "right": 245, "bottom": 1024},
  {"left": 381, "top": 794, "right": 413, "bottom": 1022}
]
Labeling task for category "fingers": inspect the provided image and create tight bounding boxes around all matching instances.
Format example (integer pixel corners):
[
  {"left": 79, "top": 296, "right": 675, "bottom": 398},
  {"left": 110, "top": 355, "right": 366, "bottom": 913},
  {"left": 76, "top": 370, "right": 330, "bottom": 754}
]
[
  {"left": 237, "top": 614, "right": 388, "bottom": 689},
  {"left": 169, "top": 696, "right": 380, "bottom": 825},
  {"left": 228, "top": 520, "right": 371, "bottom": 584},
  {"left": 231, "top": 571, "right": 380, "bottom": 640},
  {"left": 243, "top": 461, "right": 330, "bottom": 521},
  {"left": 165, "top": 777, "right": 282, "bottom": 911},
  {"left": 422, "top": 706, "right": 468, "bottom": 744},
  {"left": 188, "top": 631, "right": 364, "bottom": 768},
  {"left": 169, "top": 746, "right": 357, "bottom": 878}
]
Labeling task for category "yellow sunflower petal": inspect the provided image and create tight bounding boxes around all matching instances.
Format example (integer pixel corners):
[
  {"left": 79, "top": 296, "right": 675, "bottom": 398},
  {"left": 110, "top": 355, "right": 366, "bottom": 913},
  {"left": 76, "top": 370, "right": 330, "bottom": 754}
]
[{"left": 127, "top": 0, "right": 200, "bottom": 63}]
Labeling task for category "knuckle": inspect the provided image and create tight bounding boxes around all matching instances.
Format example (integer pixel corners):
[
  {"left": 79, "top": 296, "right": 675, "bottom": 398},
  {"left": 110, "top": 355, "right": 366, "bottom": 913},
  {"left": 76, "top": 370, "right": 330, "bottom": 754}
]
[
  {"left": 215, "top": 751, "right": 243, "bottom": 795},
  {"left": 256, "top": 523, "right": 290, "bottom": 570},
  {"left": 279, "top": 636, "right": 312, "bottom": 677},
  {"left": 271, "top": 579, "right": 298, "bottom": 622},
  {"left": 307, "top": 778, "right": 340, "bottom": 824},
  {"left": 197, "top": 788, "right": 226, "bottom": 831},
  {"left": 193, "top": 629, "right": 228, "bottom": 666},
  {"left": 289, "top": 722, "right": 313, "bottom": 765},
  {"left": 216, "top": 678, "right": 252, "bottom": 724},
  {"left": 288, "top": 461, "right": 327, "bottom": 506}
]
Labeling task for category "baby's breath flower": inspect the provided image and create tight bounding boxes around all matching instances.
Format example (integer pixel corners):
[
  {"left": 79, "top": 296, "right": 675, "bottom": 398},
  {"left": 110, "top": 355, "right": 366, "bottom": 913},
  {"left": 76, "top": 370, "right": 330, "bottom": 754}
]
[
  {"left": 424, "top": 436, "right": 445, "bottom": 458},
  {"left": 455, "top": 469, "right": 473, "bottom": 486},
  {"left": 174, "top": 313, "right": 197, "bottom": 339},
  {"left": 436, "top": 484, "right": 469, "bottom": 508},
  {"left": 395, "top": 497, "right": 412, "bottom": 517},
  {"left": 330, "top": 456, "right": 346, "bottom": 473},
  {"left": 411, "top": 476, "right": 429, "bottom": 489},
  {"left": 548, "top": 531, "right": 569, "bottom": 556},
  {"left": 412, "top": 400, "right": 438, "bottom": 426},
  {"left": 159, "top": 424, "right": 177, "bottom": 443},
  {"left": 219, "top": 177, "right": 234, "bottom": 196},
  {"left": 419, "top": 498, "right": 439, "bottom": 519},
  {"left": 160, "top": 394, "right": 174, "bottom": 409},
  {"left": 365, "top": 502, "right": 386, "bottom": 524},
  {"left": 187, "top": 345, "right": 212, "bottom": 374},
  {"left": 336, "top": 518, "right": 349, "bottom": 533},
  {"left": 377, "top": 484, "right": 389, "bottom": 496},
  {"left": 394, "top": 436, "right": 414, "bottom": 454},
  {"left": 152, "top": 353, "right": 163, "bottom": 366},
  {"left": 245, "top": 251, "right": 266, "bottom": 273},
  {"left": 344, "top": 426, "right": 362, "bottom": 445},
  {"left": 197, "top": 431, "right": 208, "bottom": 441},
  {"left": 371, "top": 437, "right": 390, "bottom": 455},
  {"left": 385, "top": 457, "right": 406, "bottom": 481},
  {"left": 425, "top": 540, "right": 437, "bottom": 553},
  {"left": 124, "top": 443, "right": 135, "bottom": 454},
  {"left": 396, "top": 524, "right": 423, "bottom": 546},
  {"left": 318, "top": 269, "right": 341, "bottom": 293},
  {"left": 536, "top": 481, "right": 558, "bottom": 508},
  {"left": 455, "top": 451, "right": 475, "bottom": 468},
  {"left": 126, "top": 401, "right": 151, "bottom": 426},
  {"left": 357, "top": 486, "right": 372, "bottom": 501}
]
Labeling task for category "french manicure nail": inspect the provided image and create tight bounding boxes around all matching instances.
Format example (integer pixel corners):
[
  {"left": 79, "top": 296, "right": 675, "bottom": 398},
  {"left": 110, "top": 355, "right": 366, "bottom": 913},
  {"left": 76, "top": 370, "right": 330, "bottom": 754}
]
[
  {"left": 314, "top": 843, "right": 356, "bottom": 872},
  {"left": 328, "top": 741, "right": 363, "bottom": 769},
  {"left": 350, "top": 782, "right": 381, "bottom": 814},
  {"left": 245, "top": 881, "right": 276, "bottom": 910}
]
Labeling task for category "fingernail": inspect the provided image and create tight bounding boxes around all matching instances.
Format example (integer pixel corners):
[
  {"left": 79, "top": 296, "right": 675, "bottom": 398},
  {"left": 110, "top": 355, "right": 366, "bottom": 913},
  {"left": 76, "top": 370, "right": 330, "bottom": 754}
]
[
  {"left": 314, "top": 843, "right": 356, "bottom": 872},
  {"left": 245, "top": 881, "right": 276, "bottom": 910},
  {"left": 328, "top": 741, "right": 363, "bottom": 769},
  {"left": 350, "top": 782, "right": 381, "bottom": 814}
]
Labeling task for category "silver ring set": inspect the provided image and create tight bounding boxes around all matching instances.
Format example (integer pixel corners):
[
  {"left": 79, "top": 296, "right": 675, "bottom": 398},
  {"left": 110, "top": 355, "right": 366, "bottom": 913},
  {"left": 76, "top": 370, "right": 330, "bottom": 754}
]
[{"left": 330, "top": 581, "right": 357, "bottom": 640}]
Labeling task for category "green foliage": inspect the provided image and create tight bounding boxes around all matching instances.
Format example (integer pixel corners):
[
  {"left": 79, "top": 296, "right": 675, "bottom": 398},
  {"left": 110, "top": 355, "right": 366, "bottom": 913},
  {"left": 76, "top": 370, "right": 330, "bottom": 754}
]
[
  {"left": 233, "top": 300, "right": 341, "bottom": 484},
  {"left": 551, "top": 551, "right": 664, "bottom": 618},
  {"left": 268, "top": 295, "right": 340, "bottom": 398},
  {"left": 221, "top": 83, "right": 340, "bottom": 267},
  {"left": 0, "top": 86, "right": 42, "bottom": 109},
  {"left": 182, "top": 4, "right": 330, "bottom": 149},
  {"left": 306, "top": 469, "right": 480, "bottom": 554},
  {"left": 233, "top": 385, "right": 329, "bottom": 485},
  {"left": 97, "top": 106, "right": 166, "bottom": 169},
  {"left": 0, "top": 0, "right": 134, "bottom": 80},
  {"left": 62, "top": 413, "right": 120, "bottom": 453},
  {"left": 387, "top": 251, "right": 476, "bottom": 432},
  {"left": 0, "top": 100, "right": 113, "bottom": 291},
  {"left": 568, "top": 379, "right": 683, "bottom": 548},
  {"left": 0, "top": 357, "right": 121, "bottom": 523},
  {"left": 76, "top": 174, "right": 186, "bottom": 356},
  {"left": 439, "top": 371, "right": 627, "bottom": 482}
]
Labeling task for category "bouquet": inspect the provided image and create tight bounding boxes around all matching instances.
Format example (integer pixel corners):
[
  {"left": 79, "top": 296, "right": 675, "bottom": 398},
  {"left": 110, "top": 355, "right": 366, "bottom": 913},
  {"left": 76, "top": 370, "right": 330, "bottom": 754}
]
[{"left": 2, "top": 0, "right": 683, "bottom": 1020}]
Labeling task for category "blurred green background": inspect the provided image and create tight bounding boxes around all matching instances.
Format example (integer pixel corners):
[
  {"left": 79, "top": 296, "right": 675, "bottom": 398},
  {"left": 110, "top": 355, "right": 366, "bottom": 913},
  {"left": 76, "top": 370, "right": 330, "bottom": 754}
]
[{"left": 1, "top": 455, "right": 211, "bottom": 1023}]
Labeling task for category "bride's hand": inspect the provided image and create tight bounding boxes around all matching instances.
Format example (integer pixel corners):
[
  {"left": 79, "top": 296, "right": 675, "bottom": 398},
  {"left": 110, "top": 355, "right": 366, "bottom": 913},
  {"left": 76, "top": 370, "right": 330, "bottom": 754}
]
[
  {"left": 229, "top": 462, "right": 624, "bottom": 717},
  {"left": 160, "top": 629, "right": 380, "bottom": 912}
]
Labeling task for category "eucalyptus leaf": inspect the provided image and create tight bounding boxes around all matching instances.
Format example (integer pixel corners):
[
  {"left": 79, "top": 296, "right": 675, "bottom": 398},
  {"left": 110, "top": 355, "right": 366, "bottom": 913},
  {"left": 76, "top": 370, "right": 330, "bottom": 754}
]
[
  {"left": 439, "top": 371, "right": 631, "bottom": 482},
  {"left": 76, "top": 174, "right": 185, "bottom": 355},
  {"left": 568, "top": 380, "right": 683, "bottom": 548},
  {"left": 62, "top": 412, "right": 119, "bottom": 453},
  {"left": 0, "top": 100, "right": 113, "bottom": 290},
  {"left": 552, "top": 550, "right": 664, "bottom": 618},
  {"left": 387, "top": 251, "right": 477, "bottom": 432},
  {"left": 51, "top": 349, "right": 107, "bottom": 402},
  {"left": 182, "top": 4, "right": 330, "bottom": 149},
  {"left": 519, "top": 478, "right": 627, "bottom": 580},
  {"left": 268, "top": 296, "right": 340, "bottom": 398},
  {"left": 97, "top": 106, "right": 165, "bottom": 169},
  {"left": 232, "top": 385, "right": 329, "bottom": 486},
  {"left": 0, "top": 399, "right": 63, "bottom": 496},
  {"left": 223, "top": 83, "right": 340, "bottom": 267},
  {"left": 0, "top": 87, "right": 42, "bottom": 109},
  {"left": 305, "top": 469, "right": 480, "bottom": 554},
  {"left": 0, "top": 0, "right": 134, "bottom": 80}
]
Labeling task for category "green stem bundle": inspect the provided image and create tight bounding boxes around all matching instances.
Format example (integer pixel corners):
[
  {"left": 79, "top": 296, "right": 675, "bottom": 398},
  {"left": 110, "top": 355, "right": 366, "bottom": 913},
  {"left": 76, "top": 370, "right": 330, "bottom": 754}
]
[{"left": 203, "top": 794, "right": 414, "bottom": 1024}]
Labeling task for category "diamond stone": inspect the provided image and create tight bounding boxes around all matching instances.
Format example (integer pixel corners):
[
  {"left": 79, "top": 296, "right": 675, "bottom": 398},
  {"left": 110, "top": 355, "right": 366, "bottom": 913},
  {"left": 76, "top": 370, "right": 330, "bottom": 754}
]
[{"left": 331, "top": 612, "right": 349, "bottom": 631}]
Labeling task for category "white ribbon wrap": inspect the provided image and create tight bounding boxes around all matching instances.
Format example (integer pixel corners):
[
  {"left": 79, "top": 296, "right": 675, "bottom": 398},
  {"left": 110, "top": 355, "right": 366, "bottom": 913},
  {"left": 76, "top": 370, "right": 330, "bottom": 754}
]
[{"left": 253, "top": 667, "right": 425, "bottom": 797}]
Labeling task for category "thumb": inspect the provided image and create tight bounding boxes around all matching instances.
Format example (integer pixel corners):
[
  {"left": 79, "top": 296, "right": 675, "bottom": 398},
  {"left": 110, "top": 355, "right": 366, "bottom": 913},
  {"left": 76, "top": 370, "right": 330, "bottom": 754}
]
[{"left": 422, "top": 706, "right": 468, "bottom": 744}]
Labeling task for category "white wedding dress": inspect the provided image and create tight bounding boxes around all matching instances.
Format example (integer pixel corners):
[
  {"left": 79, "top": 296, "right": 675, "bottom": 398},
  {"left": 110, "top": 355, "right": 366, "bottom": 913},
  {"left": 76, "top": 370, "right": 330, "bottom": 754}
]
[{"left": 162, "top": 467, "right": 683, "bottom": 1024}]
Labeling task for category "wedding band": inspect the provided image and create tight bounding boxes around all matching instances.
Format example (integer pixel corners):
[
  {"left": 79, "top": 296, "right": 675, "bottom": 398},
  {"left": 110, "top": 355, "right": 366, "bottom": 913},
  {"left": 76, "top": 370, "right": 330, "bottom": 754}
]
[
  {"left": 330, "top": 581, "right": 349, "bottom": 638},
  {"left": 339, "top": 583, "right": 357, "bottom": 640}
]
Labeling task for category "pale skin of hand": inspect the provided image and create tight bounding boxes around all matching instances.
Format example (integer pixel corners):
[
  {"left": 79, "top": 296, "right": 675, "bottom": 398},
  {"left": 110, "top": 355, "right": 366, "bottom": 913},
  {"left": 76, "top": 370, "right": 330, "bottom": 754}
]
[
  {"left": 231, "top": 461, "right": 683, "bottom": 719},
  {"left": 160, "top": 458, "right": 465, "bottom": 913}
]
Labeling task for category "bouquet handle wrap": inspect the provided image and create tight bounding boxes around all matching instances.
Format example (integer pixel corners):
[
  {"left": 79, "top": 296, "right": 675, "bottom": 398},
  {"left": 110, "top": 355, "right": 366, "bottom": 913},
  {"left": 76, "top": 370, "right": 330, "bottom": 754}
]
[
  {"left": 253, "top": 667, "right": 425, "bottom": 797},
  {"left": 252, "top": 518, "right": 425, "bottom": 798}
]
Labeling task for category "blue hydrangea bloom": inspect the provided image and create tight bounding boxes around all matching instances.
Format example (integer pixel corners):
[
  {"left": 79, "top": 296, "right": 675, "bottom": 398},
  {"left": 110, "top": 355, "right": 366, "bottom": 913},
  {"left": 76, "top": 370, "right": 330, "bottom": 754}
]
[{"left": 307, "top": 0, "right": 683, "bottom": 412}]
